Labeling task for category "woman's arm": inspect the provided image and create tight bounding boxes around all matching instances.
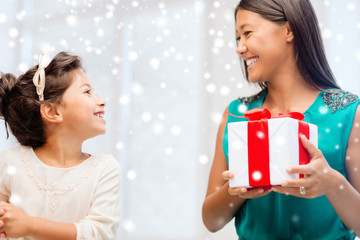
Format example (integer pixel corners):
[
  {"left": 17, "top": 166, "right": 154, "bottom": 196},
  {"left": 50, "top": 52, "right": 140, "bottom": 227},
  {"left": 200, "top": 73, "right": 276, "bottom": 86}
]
[
  {"left": 272, "top": 105, "right": 360, "bottom": 235},
  {"left": 326, "top": 105, "right": 360, "bottom": 235},
  {"left": 202, "top": 108, "right": 271, "bottom": 232}
]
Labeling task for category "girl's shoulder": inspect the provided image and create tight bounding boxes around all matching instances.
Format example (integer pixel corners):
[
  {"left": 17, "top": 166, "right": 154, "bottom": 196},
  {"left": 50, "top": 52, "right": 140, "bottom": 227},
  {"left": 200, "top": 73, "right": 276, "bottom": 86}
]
[
  {"left": 90, "top": 154, "right": 118, "bottom": 164},
  {"left": 88, "top": 153, "right": 121, "bottom": 173},
  {"left": 0, "top": 145, "right": 25, "bottom": 161},
  {"left": 0, "top": 146, "right": 28, "bottom": 175},
  {"left": 87, "top": 154, "right": 121, "bottom": 184}
]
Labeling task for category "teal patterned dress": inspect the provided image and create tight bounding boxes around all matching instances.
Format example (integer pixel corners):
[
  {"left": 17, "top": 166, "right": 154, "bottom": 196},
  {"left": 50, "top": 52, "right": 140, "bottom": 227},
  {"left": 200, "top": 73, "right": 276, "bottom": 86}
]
[{"left": 223, "top": 89, "right": 360, "bottom": 240}]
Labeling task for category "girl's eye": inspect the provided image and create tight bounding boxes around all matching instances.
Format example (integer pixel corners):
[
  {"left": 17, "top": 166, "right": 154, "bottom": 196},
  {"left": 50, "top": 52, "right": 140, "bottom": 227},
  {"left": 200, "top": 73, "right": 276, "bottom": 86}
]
[
  {"left": 85, "top": 89, "right": 91, "bottom": 95},
  {"left": 236, "top": 37, "right": 240, "bottom": 45},
  {"left": 244, "top": 31, "right": 251, "bottom": 36}
]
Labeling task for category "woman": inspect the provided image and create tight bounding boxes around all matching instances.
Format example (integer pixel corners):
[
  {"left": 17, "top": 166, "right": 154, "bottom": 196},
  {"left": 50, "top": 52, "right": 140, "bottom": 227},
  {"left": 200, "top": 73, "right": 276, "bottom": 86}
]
[{"left": 202, "top": 0, "right": 360, "bottom": 239}]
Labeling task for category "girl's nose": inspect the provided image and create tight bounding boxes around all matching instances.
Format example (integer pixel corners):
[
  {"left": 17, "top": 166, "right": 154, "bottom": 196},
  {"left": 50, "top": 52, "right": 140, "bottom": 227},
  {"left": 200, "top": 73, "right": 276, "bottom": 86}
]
[{"left": 96, "top": 95, "right": 106, "bottom": 107}]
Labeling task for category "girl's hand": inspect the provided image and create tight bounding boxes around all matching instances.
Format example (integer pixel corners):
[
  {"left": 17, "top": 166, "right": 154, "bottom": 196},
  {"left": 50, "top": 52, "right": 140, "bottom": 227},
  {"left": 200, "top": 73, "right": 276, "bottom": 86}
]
[
  {"left": 0, "top": 201, "right": 33, "bottom": 238},
  {"left": 223, "top": 170, "right": 272, "bottom": 199},
  {"left": 272, "top": 135, "right": 339, "bottom": 198},
  {"left": 0, "top": 208, "right": 5, "bottom": 238}
]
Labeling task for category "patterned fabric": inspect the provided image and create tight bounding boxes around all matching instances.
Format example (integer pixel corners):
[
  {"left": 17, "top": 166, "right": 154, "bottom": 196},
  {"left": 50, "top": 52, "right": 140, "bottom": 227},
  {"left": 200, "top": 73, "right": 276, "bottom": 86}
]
[
  {"left": 223, "top": 89, "right": 360, "bottom": 240},
  {"left": 322, "top": 89, "right": 359, "bottom": 113}
]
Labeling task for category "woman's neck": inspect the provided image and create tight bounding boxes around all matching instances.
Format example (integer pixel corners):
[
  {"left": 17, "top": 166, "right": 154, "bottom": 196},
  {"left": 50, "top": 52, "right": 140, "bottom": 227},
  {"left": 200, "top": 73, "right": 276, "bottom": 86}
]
[{"left": 262, "top": 74, "right": 320, "bottom": 116}]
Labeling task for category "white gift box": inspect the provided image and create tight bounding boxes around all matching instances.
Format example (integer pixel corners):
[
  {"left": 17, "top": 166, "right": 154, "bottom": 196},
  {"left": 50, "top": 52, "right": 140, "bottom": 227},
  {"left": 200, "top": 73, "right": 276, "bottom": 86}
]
[{"left": 228, "top": 117, "right": 318, "bottom": 188}]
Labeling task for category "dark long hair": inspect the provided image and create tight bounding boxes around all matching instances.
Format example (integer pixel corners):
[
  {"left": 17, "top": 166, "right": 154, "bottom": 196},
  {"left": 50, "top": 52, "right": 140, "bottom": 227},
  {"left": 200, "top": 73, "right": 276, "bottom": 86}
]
[
  {"left": 0, "top": 52, "right": 83, "bottom": 148},
  {"left": 235, "top": 0, "right": 339, "bottom": 93}
]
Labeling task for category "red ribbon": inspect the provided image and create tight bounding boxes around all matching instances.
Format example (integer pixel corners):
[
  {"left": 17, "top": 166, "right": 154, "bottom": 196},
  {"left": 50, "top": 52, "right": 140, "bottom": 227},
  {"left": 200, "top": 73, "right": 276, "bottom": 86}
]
[
  {"left": 298, "top": 122, "right": 310, "bottom": 178},
  {"left": 248, "top": 119, "right": 271, "bottom": 187},
  {"left": 244, "top": 108, "right": 309, "bottom": 187}
]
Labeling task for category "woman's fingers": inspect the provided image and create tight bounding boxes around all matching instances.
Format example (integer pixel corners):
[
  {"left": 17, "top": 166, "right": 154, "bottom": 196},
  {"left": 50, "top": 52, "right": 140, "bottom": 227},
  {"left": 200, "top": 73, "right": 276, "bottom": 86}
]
[
  {"left": 286, "top": 165, "right": 314, "bottom": 176},
  {"left": 229, "top": 187, "right": 272, "bottom": 199},
  {"left": 222, "top": 170, "right": 234, "bottom": 180},
  {"left": 300, "top": 134, "right": 322, "bottom": 158},
  {"left": 280, "top": 178, "right": 308, "bottom": 188}
]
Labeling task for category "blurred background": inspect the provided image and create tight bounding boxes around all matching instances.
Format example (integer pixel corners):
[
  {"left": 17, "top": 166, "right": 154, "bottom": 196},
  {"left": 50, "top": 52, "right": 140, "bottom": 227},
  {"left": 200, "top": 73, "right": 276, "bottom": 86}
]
[{"left": 0, "top": 0, "right": 360, "bottom": 239}]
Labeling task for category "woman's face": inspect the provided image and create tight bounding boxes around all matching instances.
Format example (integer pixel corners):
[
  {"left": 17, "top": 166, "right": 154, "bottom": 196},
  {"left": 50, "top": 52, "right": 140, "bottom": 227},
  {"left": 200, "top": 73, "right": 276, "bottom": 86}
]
[{"left": 235, "top": 9, "right": 293, "bottom": 83}]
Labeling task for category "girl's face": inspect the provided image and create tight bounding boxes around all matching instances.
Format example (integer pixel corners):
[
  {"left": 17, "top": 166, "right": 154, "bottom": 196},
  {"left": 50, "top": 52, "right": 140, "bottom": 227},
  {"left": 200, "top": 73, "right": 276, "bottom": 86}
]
[
  {"left": 235, "top": 9, "right": 293, "bottom": 83},
  {"left": 59, "top": 69, "right": 106, "bottom": 140}
]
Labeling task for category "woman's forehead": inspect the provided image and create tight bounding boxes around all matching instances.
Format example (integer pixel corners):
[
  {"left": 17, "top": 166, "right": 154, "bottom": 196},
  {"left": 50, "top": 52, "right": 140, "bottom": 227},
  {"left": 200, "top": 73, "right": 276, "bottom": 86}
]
[{"left": 236, "top": 10, "right": 262, "bottom": 26}]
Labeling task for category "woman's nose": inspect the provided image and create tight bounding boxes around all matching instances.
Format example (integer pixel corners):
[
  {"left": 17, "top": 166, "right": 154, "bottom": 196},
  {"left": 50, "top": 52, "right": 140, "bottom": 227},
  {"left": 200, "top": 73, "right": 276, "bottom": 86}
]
[{"left": 236, "top": 42, "right": 247, "bottom": 55}]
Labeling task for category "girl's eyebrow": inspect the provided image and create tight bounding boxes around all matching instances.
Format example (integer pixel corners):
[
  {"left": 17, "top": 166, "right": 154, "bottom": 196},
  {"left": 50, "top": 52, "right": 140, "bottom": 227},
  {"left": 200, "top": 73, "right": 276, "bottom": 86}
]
[{"left": 80, "top": 83, "right": 92, "bottom": 88}]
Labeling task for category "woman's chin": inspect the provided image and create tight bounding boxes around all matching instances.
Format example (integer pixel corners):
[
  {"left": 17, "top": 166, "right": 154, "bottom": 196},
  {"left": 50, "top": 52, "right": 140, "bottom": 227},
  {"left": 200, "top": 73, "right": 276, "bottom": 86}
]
[{"left": 248, "top": 77, "right": 262, "bottom": 84}]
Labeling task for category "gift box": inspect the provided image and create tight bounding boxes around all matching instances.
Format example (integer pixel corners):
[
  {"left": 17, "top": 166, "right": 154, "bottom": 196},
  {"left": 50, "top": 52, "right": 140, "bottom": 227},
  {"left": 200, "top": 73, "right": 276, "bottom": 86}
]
[{"left": 228, "top": 108, "right": 318, "bottom": 188}]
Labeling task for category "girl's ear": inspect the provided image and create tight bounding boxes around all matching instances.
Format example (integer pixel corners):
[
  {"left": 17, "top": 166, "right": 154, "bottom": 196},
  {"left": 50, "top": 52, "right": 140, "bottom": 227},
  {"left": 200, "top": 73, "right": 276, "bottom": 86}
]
[
  {"left": 40, "top": 103, "right": 63, "bottom": 123},
  {"left": 284, "top": 22, "right": 294, "bottom": 42}
]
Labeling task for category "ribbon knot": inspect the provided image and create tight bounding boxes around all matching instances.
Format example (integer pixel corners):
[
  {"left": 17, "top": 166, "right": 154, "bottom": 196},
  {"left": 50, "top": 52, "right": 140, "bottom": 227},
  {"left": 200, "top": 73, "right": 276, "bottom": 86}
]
[
  {"left": 243, "top": 107, "right": 304, "bottom": 121},
  {"left": 32, "top": 53, "right": 51, "bottom": 101}
]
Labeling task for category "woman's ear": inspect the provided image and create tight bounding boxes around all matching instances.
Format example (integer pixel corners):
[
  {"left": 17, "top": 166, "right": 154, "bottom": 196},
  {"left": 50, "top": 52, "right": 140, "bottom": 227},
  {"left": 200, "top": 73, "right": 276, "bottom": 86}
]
[
  {"left": 284, "top": 22, "right": 294, "bottom": 42},
  {"left": 40, "top": 103, "right": 63, "bottom": 123}
]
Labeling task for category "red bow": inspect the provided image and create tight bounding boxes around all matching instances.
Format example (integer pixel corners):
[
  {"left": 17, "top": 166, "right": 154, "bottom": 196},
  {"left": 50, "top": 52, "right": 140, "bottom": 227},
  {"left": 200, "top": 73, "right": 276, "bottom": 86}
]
[{"left": 244, "top": 107, "right": 304, "bottom": 121}]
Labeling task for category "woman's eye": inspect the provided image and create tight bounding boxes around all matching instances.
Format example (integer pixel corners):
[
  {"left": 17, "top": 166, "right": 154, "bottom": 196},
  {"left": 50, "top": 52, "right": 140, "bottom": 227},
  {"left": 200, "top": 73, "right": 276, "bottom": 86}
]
[
  {"left": 236, "top": 37, "right": 240, "bottom": 44},
  {"left": 85, "top": 89, "right": 91, "bottom": 94},
  {"left": 244, "top": 31, "right": 251, "bottom": 36}
]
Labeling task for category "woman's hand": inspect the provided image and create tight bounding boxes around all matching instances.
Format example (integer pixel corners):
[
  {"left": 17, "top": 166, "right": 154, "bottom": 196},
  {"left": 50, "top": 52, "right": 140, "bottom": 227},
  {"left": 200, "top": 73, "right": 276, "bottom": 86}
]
[
  {"left": 0, "top": 201, "right": 33, "bottom": 238},
  {"left": 223, "top": 171, "right": 272, "bottom": 199},
  {"left": 272, "top": 135, "right": 340, "bottom": 198}
]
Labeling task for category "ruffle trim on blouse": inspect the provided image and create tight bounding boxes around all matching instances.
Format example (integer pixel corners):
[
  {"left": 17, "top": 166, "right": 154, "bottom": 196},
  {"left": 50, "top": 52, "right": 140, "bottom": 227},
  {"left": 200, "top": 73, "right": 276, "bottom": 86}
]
[{"left": 21, "top": 147, "right": 100, "bottom": 211}]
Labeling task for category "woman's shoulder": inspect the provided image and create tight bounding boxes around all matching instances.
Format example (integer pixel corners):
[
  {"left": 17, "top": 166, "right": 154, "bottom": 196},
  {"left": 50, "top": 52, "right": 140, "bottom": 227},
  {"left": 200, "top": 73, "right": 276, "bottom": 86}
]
[
  {"left": 320, "top": 88, "right": 359, "bottom": 114},
  {"left": 228, "top": 90, "right": 267, "bottom": 115},
  {"left": 235, "top": 91, "right": 264, "bottom": 104}
]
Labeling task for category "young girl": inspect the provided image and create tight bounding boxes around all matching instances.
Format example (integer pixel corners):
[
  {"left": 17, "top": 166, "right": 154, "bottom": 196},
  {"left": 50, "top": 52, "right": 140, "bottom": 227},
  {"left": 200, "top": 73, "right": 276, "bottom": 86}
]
[
  {"left": 202, "top": 0, "right": 360, "bottom": 239},
  {"left": 0, "top": 52, "right": 121, "bottom": 239}
]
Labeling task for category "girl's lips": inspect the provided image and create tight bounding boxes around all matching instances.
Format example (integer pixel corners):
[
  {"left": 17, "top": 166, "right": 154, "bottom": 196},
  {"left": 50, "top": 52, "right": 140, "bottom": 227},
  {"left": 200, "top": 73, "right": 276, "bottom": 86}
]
[{"left": 94, "top": 111, "right": 105, "bottom": 119}]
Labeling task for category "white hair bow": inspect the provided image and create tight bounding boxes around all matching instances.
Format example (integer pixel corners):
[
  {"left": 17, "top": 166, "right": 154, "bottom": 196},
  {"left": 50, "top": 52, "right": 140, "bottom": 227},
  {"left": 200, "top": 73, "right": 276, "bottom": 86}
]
[{"left": 32, "top": 53, "right": 51, "bottom": 101}]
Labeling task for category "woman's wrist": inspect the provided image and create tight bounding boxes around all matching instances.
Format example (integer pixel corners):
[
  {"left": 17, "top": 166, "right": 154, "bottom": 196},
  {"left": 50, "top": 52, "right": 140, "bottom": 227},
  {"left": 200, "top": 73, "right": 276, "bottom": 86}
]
[{"left": 325, "top": 169, "right": 347, "bottom": 199}]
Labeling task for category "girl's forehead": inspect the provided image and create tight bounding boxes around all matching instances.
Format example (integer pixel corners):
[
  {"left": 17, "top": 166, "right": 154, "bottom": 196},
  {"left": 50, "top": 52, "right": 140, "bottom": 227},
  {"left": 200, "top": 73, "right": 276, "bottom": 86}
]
[{"left": 70, "top": 69, "right": 92, "bottom": 86}]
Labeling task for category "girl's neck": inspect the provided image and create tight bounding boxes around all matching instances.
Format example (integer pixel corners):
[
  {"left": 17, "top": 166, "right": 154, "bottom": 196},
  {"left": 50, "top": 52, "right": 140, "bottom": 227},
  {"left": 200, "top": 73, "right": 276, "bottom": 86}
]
[{"left": 33, "top": 137, "right": 89, "bottom": 168}]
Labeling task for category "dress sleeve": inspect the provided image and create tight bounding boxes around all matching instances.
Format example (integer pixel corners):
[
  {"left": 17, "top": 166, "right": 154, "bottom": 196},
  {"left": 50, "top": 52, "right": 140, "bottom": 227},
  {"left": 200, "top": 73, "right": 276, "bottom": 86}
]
[
  {"left": 74, "top": 156, "right": 121, "bottom": 240},
  {"left": 0, "top": 150, "right": 10, "bottom": 202}
]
